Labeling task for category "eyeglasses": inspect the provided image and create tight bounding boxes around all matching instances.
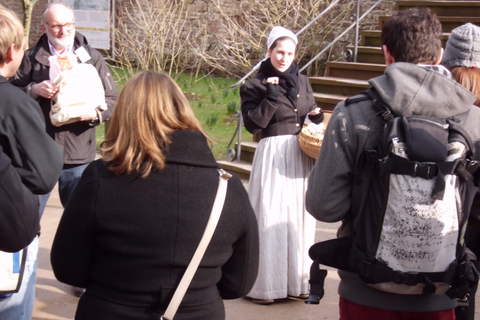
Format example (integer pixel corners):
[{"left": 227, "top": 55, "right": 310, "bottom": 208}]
[{"left": 47, "top": 22, "right": 74, "bottom": 32}]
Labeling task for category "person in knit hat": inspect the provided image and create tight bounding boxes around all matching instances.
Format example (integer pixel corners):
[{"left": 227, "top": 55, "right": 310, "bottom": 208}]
[
  {"left": 442, "top": 23, "right": 480, "bottom": 106},
  {"left": 240, "top": 26, "right": 318, "bottom": 305},
  {"left": 443, "top": 22, "right": 480, "bottom": 320}
]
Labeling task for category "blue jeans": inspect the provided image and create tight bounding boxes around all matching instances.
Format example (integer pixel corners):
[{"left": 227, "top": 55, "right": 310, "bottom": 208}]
[
  {"left": 0, "top": 237, "right": 38, "bottom": 320},
  {"left": 39, "top": 163, "right": 89, "bottom": 216}
]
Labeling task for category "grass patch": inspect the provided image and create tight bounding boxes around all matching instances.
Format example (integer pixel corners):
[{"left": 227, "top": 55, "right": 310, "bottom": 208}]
[{"left": 97, "top": 70, "right": 253, "bottom": 160}]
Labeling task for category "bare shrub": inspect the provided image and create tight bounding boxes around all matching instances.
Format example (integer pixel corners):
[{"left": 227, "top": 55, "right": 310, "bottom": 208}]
[
  {"left": 21, "top": 0, "right": 41, "bottom": 48},
  {"left": 112, "top": 0, "right": 199, "bottom": 80},
  {"left": 195, "top": 0, "right": 357, "bottom": 77},
  {"left": 111, "top": 0, "right": 358, "bottom": 79}
]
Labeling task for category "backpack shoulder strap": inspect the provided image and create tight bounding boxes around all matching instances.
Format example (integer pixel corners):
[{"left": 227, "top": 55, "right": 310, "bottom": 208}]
[
  {"left": 448, "top": 110, "right": 475, "bottom": 156},
  {"left": 346, "top": 88, "right": 395, "bottom": 122},
  {"left": 347, "top": 88, "right": 389, "bottom": 232}
]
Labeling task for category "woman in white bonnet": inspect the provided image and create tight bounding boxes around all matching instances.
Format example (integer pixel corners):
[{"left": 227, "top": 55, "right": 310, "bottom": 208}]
[
  {"left": 442, "top": 22, "right": 480, "bottom": 320},
  {"left": 240, "top": 26, "right": 319, "bottom": 304}
]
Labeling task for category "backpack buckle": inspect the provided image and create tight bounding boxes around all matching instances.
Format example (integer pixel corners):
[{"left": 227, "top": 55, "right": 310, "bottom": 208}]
[
  {"left": 391, "top": 271, "right": 420, "bottom": 286},
  {"left": 413, "top": 162, "right": 437, "bottom": 179},
  {"left": 381, "top": 109, "right": 393, "bottom": 122}
]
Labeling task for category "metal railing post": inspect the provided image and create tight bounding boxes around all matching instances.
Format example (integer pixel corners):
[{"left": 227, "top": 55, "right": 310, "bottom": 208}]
[
  {"left": 354, "top": 0, "right": 361, "bottom": 62},
  {"left": 236, "top": 112, "right": 242, "bottom": 162}
]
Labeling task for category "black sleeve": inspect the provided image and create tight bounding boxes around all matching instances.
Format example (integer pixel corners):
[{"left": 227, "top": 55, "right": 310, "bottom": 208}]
[
  {"left": 217, "top": 176, "right": 259, "bottom": 299},
  {"left": 90, "top": 47, "right": 118, "bottom": 124},
  {"left": 0, "top": 146, "right": 39, "bottom": 253},
  {"left": 1, "top": 95, "right": 63, "bottom": 194},
  {"left": 240, "top": 81, "right": 278, "bottom": 135},
  {"left": 51, "top": 162, "right": 97, "bottom": 287}
]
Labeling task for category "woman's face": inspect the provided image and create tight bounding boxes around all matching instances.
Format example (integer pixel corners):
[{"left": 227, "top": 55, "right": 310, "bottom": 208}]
[{"left": 268, "top": 38, "right": 296, "bottom": 73}]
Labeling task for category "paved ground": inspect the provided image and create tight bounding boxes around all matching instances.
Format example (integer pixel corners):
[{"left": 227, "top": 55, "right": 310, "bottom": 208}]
[{"left": 32, "top": 183, "right": 479, "bottom": 319}]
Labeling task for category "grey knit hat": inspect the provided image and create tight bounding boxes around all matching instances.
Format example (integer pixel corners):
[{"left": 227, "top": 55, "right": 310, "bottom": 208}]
[{"left": 442, "top": 23, "right": 480, "bottom": 68}]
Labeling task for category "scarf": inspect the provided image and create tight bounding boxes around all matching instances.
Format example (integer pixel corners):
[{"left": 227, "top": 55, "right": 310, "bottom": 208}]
[{"left": 260, "top": 58, "right": 299, "bottom": 102}]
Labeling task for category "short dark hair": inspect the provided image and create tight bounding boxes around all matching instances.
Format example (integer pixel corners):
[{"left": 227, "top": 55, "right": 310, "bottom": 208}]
[{"left": 381, "top": 8, "right": 442, "bottom": 64}]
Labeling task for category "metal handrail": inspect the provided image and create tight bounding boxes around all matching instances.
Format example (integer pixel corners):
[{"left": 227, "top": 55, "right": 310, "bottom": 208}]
[
  {"left": 300, "top": 0, "right": 384, "bottom": 72},
  {"left": 226, "top": 0, "right": 385, "bottom": 162}
]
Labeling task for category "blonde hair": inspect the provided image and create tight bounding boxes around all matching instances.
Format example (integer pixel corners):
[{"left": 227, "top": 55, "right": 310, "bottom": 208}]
[
  {"left": 0, "top": 8, "right": 24, "bottom": 65},
  {"left": 101, "top": 71, "right": 210, "bottom": 177}
]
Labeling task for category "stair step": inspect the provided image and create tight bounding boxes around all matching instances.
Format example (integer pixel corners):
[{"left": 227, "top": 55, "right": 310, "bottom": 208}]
[
  {"left": 345, "top": 46, "right": 385, "bottom": 64},
  {"left": 233, "top": 141, "right": 258, "bottom": 163},
  {"left": 325, "top": 61, "right": 386, "bottom": 80},
  {"left": 396, "top": 1, "right": 480, "bottom": 17},
  {"left": 362, "top": 30, "right": 383, "bottom": 47},
  {"left": 434, "top": 17, "right": 480, "bottom": 32},
  {"left": 379, "top": 16, "right": 480, "bottom": 32},
  {"left": 218, "top": 160, "right": 252, "bottom": 180},
  {"left": 309, "top": 77, "right": 370, "bottom": 97},
  {"left": 361, "top": 30, "right": 450, "bottom": 47},
  {"left": 313, "top": 93, "right": 349, "bottom": 111}
]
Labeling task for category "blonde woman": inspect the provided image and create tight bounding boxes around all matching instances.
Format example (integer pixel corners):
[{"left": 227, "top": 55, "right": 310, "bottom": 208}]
[{"left": 51, "top": 71, "right": 259, "bottom": 320}]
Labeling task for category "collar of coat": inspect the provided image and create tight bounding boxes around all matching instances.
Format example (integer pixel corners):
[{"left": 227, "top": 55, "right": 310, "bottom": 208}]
[{"left": 165, "top": 130, "right": 218, "bottom": 169}]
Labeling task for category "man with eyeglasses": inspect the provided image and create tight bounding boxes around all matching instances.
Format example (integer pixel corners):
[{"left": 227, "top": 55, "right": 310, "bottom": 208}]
[{"left": 10, "top": 1, "right": 118, "bottom": 299}]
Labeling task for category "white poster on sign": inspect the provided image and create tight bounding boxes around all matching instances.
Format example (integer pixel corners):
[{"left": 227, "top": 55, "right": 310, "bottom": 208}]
[{"left": 64, "top": 0, "right": 111, "bottom": 50}]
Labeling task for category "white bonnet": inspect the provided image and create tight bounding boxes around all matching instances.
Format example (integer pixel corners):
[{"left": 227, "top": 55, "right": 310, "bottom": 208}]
[{"left": 267, "top": 26, "right": 298, "bottom": 50}]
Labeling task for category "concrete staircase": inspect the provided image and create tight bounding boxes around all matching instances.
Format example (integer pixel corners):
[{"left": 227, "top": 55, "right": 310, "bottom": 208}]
[{"left": 219, "top": 0, "right": 480, "bottom": 178}]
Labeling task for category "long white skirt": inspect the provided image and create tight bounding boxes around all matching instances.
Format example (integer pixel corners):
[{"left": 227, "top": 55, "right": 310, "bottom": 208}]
[{"left": 247, "top": 135, "right": 316, "bottom": 300}]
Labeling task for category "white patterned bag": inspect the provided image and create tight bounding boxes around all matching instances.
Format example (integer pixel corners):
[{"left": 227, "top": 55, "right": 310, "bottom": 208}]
[{"left": 49, "top": 55, "right": 106, "bottom": 127}]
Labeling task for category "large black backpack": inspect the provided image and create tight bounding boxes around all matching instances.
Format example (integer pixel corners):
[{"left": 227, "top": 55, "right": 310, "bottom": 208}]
[{"left": 306, "top": 88, "right": 480, "bottom": 304}]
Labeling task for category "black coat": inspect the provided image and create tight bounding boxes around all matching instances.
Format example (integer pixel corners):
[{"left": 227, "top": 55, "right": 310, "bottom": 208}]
[
  {"left": 0, "top": 146, "right": 39, "bottom": 253},
  {"left": 240, "top": 72, "right": 317, "bottom": 138},
  {"left": 51, "top": 130, "right": 259, "bottom": 320},
  {"left": 0, "top": 76, "right": 62, "bottom": 194}
]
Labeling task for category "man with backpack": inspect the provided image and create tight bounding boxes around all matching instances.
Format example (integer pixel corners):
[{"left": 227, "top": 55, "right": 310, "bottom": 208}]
[{"left": 306, "top": 8, "right": 480, "bottom": 320}]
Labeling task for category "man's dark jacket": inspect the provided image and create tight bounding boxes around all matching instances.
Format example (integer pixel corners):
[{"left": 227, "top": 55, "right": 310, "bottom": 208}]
[
  {"left": 10, "top": 32, "right": 118, "bottom": 165},
  {"left": 0, "top": 76, "right": 62, "bottom": 194}
]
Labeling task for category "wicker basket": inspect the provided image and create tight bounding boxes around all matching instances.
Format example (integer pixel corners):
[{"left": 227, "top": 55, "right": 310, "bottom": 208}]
[{"left": 298, "top": 111, "right": 332, "bottom": 159}]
